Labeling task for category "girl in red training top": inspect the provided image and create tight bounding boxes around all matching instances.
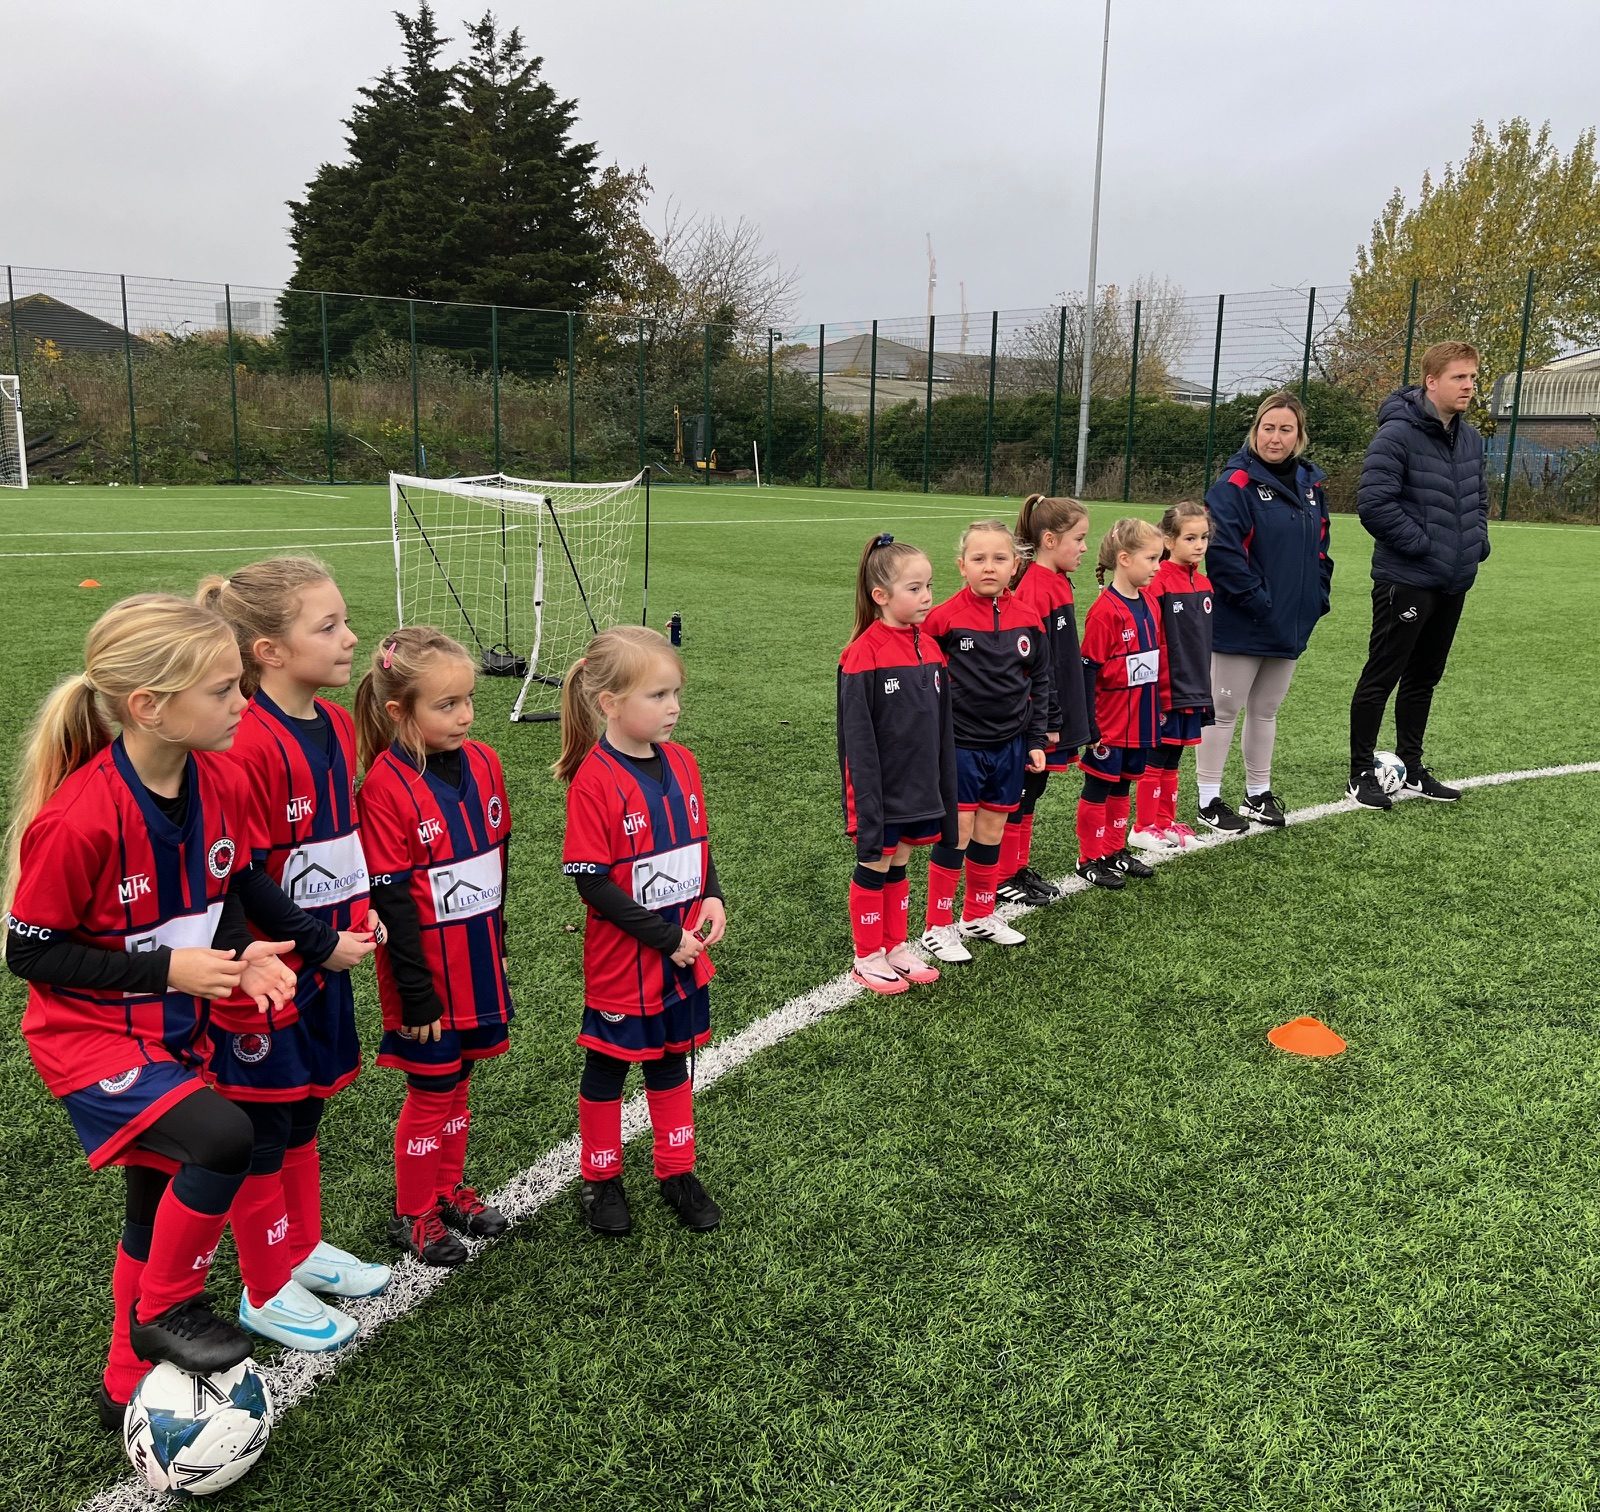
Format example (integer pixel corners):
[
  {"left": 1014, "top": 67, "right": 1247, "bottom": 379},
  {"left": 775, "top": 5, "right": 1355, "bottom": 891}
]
[
  {"left": 557, "top": 626, "right": 727, "bottom": 1239},
  {"left": 200, "top": 557, "right": 391, "bottom": 1354},
  {"left": 2, "top": 595, "right": 298, "bottom": 1426},
  {"left": 1076, "top": 518, "right": 1169, "bottom": 891},
  {"left": 837, "top": 533, "right": 957, "bottom": 995},
  {"left": 919, "top": 520, "right": 1051, "bottom": 962},
  {"left": 356, "top": 628, "right": 514, "bottom": 1271},
  {"left": 1001, "top": 494, "right": 1093, "bottom": 907},
  {"left": 1131, "top": 503, "right": 1215, "bottom": 853}
]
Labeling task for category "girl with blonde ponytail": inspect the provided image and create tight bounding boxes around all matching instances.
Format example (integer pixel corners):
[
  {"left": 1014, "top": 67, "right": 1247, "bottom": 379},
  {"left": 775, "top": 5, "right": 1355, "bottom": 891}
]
[
  {"left": 3, "top": 593, "right": 301, "bottom": 1423},
  {"left": 557, "top": 625, "right": 727, "bottom": 1237},
  {"left": 353, "top": 627, "right": 515, "bottom": 1268}
]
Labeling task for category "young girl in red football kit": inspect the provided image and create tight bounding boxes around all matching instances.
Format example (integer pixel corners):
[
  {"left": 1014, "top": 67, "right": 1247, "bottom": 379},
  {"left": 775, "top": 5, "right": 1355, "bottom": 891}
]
[
  {"left": 1002, "top": 494, "right": 1093, "bottom": 905},
  {"left": 355, "top": 627, "right": 514, "bottom": 1269},
  {"left": 3, "top": 594, "right": 299, "bottom": 1426},
  {"left": 1131, "top": 504, "right": 1215, "bottom": 852},
  {"left": 556, "top": 625, "right": 726, "bottom": 1238},
  {"left": 200, "top": 557, "right": 389, "bottom": 1352},
  {"left": 919, "top": 520, "right": 1051, "bottom": 961},
  {"left": 1076, "top": 518, "right": 1169, "bottom": 890},
  {"left": 836, "top": 533, "right": 956, "bottom": 994}
]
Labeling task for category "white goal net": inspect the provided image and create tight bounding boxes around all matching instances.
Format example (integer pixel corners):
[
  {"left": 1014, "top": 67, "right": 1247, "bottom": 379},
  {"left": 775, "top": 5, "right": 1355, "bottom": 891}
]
[
  {"left": 0, "top": 377, "right": 24, "bottom": 489},
  {"left": 391, "top": 470, "right": 650, "bottom": 722}
]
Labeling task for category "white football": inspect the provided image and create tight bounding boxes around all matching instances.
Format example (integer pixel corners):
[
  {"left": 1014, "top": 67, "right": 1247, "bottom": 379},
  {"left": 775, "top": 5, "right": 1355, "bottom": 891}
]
[
  {"left": 1373, "top": 752, "right": 1407, "bottom": 796},
  {"left": 124, "top": 1359, "right": 273, "bottom": 1497}
]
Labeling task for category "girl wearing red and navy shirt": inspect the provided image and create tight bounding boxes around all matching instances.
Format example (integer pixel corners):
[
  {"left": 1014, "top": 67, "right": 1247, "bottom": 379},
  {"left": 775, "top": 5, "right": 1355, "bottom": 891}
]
[
  {"left": 919, "top": 521, "right": 1050, "bottom": 961},
  {"left": 1076, "top": 518, "right": 1170, "bottom": 890},
  {"left": 1131, "top": 504, "right": 1215, "bottom": 853},
  {"left": 201, "top": 557, "right": 390, "bottom": 1351},
  {"left": 557, "top": 625, "right": 726, "bottom": 1239},
  {"left": 356, "top": 627, "right": 514, "bottom": 1270},
  {"left": 1002, "top": 494, "right": 1093, "bottom": 907},
  {"left": 3, "top": 594, "right": 299, "bottom": 1424},
  {"left": 836, "top": 533, "right": 955, "bottom": 996}
]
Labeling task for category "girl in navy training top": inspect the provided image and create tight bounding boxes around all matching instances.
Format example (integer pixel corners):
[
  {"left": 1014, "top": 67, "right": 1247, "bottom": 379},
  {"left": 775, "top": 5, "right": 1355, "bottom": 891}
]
[
  {"left": 1131, "top": 503, "right": 1215, "bottom": 852},
  {"left": 1076, "top": 518, "right": 1169, "bottom": 891},
  {"left": 557, "top": 626, "right": 726, "bottom": 1239},
  {"left": 919, "top": 520, "right": 1050, "bottom": 962},
  {"left": 1001, "top": 494, "right": 1093, "bottom": 906},
  {"left": 837, "top": 533, "right": 957, "bottom": 995}
]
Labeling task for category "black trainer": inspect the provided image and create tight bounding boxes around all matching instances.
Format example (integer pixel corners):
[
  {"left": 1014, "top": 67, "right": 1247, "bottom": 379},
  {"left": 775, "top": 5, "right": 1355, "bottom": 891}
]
[
  {"left": 128, "top": 1295, "right": 253, "bottom": 1374},
  {"left": 387, "top": 1206, "right": 469, "bottom": 1267},
  {"left": 1403, "top": 766, "right": 1460, "bottom": 802},
  {"left": 659, "top": 1173, "right": 722, "bottom": 1232},
  {"left": 1197, "top": 798, "right": 1249, "bottom": 834},
  {"left": 1016, "top": 866, "right": 1062, "bottom": 903},
  {"left": 1346, "top": 770, "right": 1393, "bottom": 810},
  {"left": 438, "top": 1183, "right": 509, "bottom": 1239},
  {"left": 1107, "top": 848, "right": 1155, "bottom": 879},
  {"left": 995, "top": 871, "right": 1034, "bottom": 906},
  {"left": 1074, "top": 858, "right": 1125, "bottom": 890},
  {"left": 580, "top": 1177, "right": 633, "bottom": 1237},
  {"left": 1238, "top": 790, "right": 1286, "bottom": 827},
  {"left": 96, "top": 1381, "right": 127, "bottom": 1434},
  {"left": 998, "top": 867, "right": 1059, "bottom": 906}
]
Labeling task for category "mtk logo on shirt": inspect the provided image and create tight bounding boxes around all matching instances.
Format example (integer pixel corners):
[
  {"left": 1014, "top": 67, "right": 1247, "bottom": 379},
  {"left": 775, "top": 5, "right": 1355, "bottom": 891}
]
[
  {"left": 418, "top": 817, "right": 444, "bottom": 844},
  {"left": 958, "top": 637, "right": 975, "bottom": 651},
  {"left": 118, "top": 873, "right": 152, "bottom": 904},
  {"left": 286, "top": 795, "right": 314, "bottom": 823},
  {"left": 623, "top": 810, "right": 648, "bottom": 837},
  {"left": 883, "top": 676, "right": 900, "bottom": 694}
]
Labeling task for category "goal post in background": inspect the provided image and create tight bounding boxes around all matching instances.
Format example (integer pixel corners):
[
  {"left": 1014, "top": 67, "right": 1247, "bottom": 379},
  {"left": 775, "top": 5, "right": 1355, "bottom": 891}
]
[
  {"left": 390, "top": 468, "right": 651, "bottom": 722},
  {"left": 0, "top": 377, "right": 25, "bottom": 489}
]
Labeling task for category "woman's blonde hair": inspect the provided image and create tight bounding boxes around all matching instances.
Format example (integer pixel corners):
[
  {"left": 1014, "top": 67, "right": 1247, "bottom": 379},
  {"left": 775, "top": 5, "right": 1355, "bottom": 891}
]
[
  {"left": 3, "top": 594, "right": 237, "bottom": 913},
  {"left": 554, "top": 626, "right": 683, "bottom": 785},
  {"left": 352, "top": 625, "right": 475, "bottom": 772},
  {"left": 851, "top": 532, "right": 932, "bottom": 642},
  {"left": 196, "top": 555, "right": 336, "bottom": 696},
  {"left": 1247, "top": 390, "right": 1309, "bottom": 458},
  {"left": 1094, "top": 517, "right": 1163, "bottom": 586}
]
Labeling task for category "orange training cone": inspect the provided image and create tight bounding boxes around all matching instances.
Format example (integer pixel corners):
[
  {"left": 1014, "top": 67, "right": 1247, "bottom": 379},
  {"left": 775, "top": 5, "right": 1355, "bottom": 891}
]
[
  {"left": 1267, "top": 1016, "right": 1346, "bottom": 1057},
  {"left": 78, "top": 579, "right": 101, "bottom": 588}
]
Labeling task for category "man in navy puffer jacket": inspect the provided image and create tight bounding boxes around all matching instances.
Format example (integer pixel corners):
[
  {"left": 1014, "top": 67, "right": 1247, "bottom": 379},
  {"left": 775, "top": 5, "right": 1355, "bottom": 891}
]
[{"left": 1347, "top": 341, "right": 1488, "bottom": 809}]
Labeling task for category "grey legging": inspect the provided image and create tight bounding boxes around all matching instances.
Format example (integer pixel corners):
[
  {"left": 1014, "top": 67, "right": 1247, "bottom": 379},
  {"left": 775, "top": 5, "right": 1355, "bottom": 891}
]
[{"left": 1194, "top": 653, "right": 1298, "bottom": 793}]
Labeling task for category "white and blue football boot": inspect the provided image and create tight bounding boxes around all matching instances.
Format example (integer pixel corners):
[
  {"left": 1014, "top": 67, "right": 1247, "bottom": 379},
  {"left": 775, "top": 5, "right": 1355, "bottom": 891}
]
[
  {"left": 291, "top": 1240, "right": 392, "bottom": 1299},
  {"left": 238, "top": 1278, "right": 357, "bottom": 1352}
]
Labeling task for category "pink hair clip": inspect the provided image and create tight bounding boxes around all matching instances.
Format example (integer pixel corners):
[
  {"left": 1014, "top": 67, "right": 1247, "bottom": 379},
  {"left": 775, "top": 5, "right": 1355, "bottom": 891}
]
[{"left": 382, "top": 641, "right": 397, "bottom": 669}]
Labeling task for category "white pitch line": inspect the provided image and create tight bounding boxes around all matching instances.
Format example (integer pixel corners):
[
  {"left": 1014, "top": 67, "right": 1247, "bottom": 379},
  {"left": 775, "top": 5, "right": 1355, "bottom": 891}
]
[
  {"left": 70, "top": 757, "right": 1600, "bottom": 1511},
  {"left": 2, "top": 526, "right": 386, "bottom": 541}
]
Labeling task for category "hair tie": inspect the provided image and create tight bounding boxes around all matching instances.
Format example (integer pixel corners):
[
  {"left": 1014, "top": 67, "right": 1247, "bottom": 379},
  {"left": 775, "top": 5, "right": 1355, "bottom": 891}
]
[
  {"left": 382, "top": 641, "right": 397, "bottom": 670},
  {"left": 222, "top": 577, "right": 232, "bottom": 589},
  {"left": 871, "top": 532, "right": 894, "bottom": 549}
]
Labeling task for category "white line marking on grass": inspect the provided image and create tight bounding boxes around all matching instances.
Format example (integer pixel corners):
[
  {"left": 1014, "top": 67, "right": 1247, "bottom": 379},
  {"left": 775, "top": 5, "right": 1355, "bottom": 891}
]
[
  {"left": 72, "top": 757, "right": 1600, "bottom": 1512},
  {"left": 261, "top": 488, "right": 345, "bottom": 500},
  {"left": 0, "top": 538, "right": 397, "bottom": 560},
  {"left": 655, "top": 511, "right": 976, "bottom": 528},
  {"left": 2, "top": 526, "right": 385, "bottom": 541}
]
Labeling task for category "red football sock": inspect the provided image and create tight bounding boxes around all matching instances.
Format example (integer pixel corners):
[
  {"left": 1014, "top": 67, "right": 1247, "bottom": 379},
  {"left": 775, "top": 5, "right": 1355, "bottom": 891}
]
[
  {"left": 1105, "top": 793, "right": 1131, "bottom": 857},
  {"left": 394, "top": 1085, "right": 454, "bottom": 1217},
  {"left": 999, "top": 822, "right": 1023, "bottom": 878},
  {"left": 279, "top": 1137, "right": 323, "bottom": 1269},
  {"left": 1135, "top": 771, "right": 1162, "bottom": 832},
  {"left": 924, "top": 858, "right": 962, "bottom": 930},
  {"left": 104, "top": 1239, "right": 150, "bottom": 1402},
  {"left": 230, "top": 1172, "right": 292, "bottom": 1309},
  {"left": 1076, "top": 800, "right": 1107, "bottom": 865},
  {"left": 578, "top": 1094, "right": 624, "bottom": 1181},
  {"left": 848, "top": 879, "right": 885, "bottom": 958},
  {"left": 961, "top": 857, "right": 1001, "bottom": 922},
  {"left": 882, "top": 874, "right": 910, "bottom": 949},
  {"left": 435, "top": 1079, "right": 473, "bottom": 1198},
  {"left": 646, "top": 1080, "right": 696, "bottom": 1178},
  {"left": 1160, "top": 762, "right": 1182, "bottom": 829},
  {"left": 1017, "top": 812, "right": 1037, "bottom": 868},
  {"left": 137, "top": 1190, "right": 230, "bottom": 1323}
]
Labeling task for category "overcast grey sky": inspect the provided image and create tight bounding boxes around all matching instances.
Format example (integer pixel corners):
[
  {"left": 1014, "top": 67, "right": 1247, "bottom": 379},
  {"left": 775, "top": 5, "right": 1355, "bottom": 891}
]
[{"left": 6, "top": 0, "right": 1597, "bottom": 324}]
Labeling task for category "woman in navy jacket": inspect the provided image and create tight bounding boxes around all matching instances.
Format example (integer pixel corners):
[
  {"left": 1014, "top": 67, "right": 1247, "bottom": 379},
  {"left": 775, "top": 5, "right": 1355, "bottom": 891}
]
[{"left": 1193, "top": 390, "right": 1333, "bottom": 832}]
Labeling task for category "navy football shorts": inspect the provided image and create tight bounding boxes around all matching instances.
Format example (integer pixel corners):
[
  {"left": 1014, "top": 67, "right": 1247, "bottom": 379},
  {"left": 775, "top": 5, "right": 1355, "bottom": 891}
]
[
  {"left": 956, "top": 737, "right": 1026, "bottom": 812},
  {"left": 578, "top": 987, "right": 711, "bottom": 1063}
]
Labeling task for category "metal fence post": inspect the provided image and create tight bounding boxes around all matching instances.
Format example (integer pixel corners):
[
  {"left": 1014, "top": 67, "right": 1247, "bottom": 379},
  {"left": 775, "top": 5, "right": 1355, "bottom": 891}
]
[
  {"left": 921, "top": 314, "right": 936, "bottom": 493},
  {"left": 408, "top": 299, "right": 421, "bottom": 475},
  {"left": 319, "top": 293, "right": 335, "bottom": 484},
  {"left": 815, "top": 323, "right": 825, "bottom": 489},
  {"left": 1122, "top": 298, "right": 1142, "bottom": 502},
  {"left": 1501, "top": 268, "right": 1537, "bottom": 521},
  {"left": 490, "top": 305, "right": 502, "bottom": 474},
  {"left": 636, "top": 318, "right": 647, "bottom": 476},
  {"left": 866, "top": 320, "right": 878, "bottom": 491},
  {"left": 567, "top": 310, "right": 577, "bottom": 482},
  {"left": 224, "top": 284, "right": 241, "bottom": 484},
  {"left": 1401, "top": 278, "right": 1419, "bottom": 386},
  {"left": 120, "top": 274, "right": 140, "bottom": 485},
  {"left": 1049, "top": 305, "right": 1067, "bottom": 495},
  {"left": 765, "top": 328, "right": 774, "bottom": 486},
  {"left": 702, "top": 323, "right": 713, "bottom": 487},
  {"left": 5, "top": 267, "right": 20, "bottom": 380},
  {"left": 1299, "top": 286, "right": 1316, "bottom": 403},
  {"left": 983, "top": 310, "right": 998, "bottom": 497},
  {"left": 1201, "top": 294, "right": 1225, "bottom": 489}
]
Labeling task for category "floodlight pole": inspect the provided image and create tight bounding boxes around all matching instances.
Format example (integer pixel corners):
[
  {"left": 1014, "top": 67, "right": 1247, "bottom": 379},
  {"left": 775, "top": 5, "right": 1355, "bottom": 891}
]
[{"left": 1073, "top": 0, "right": 1112, "bottom": 498}]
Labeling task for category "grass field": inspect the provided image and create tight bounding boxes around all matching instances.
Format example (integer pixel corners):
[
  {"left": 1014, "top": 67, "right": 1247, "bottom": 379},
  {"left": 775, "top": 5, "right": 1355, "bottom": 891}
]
[{"left": 3, "top": 481, "right": 1600, "bottom": 1511}]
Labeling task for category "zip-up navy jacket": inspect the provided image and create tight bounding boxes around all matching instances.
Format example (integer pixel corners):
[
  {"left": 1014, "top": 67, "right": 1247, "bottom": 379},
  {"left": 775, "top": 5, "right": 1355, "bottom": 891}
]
[
  {"left": 923, "top": 586, "right": 1050, "bottom": 752},
  {"left": 837, "top": 619, "right": 958, "bottom": 861},
  {"left": 1358, "top": 386, "right": 1489, "bottom": 593},
  {"left": 1204, "top": 447, "right": 1333, "bottom": 659},
  {"left": 1011, "top": 562, "right": 1094, "bottom": 749},
  {"left": 1149, "top": 559, "right": 1214, "bottom": 711}
]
